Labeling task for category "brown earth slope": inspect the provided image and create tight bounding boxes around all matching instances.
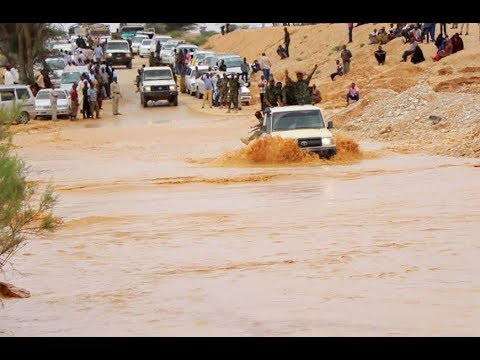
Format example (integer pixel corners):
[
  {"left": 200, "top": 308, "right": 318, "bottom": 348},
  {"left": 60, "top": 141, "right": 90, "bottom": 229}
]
[{"left": 204, "top": 23, "right": 480, "bottom": 158}]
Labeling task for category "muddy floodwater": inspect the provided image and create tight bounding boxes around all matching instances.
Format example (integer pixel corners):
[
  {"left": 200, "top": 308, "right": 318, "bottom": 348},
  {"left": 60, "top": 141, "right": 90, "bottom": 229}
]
[{"left": 2, "top": 58, "right": 480, "bottom": 336}]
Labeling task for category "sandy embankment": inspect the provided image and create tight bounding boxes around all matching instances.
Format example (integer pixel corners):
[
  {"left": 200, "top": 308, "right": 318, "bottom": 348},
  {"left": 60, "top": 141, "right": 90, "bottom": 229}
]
[{"left": 204, "top": 23, "right": 480, "bottom": 158}]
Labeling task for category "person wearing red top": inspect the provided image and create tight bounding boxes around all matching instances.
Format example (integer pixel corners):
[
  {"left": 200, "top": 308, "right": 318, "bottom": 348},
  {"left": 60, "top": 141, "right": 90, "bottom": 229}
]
[{"left": 69, "top": 82, "right": 79, "bottom": 120}]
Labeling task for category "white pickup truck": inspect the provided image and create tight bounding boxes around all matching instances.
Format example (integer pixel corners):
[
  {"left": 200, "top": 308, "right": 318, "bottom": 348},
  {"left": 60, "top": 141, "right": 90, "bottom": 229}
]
[
  {"left": 139, "top": 66, "right": 178, "bottom": 107},
  {"left": 261, "top": 105, "right": 337, "bottom": 158}
]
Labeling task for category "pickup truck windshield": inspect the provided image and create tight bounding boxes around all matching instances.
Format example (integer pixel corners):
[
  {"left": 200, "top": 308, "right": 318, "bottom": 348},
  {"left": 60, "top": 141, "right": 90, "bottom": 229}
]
[
  {"left": 107, "top": 42, "right": 130, "bottom": 51},
  {"left": 144, "top": 69, "right": 172, "bottom": 81},
  {"left": 121, "top": 26, "right": 144, "bottom": 34},
  {"left": 272, "top": 110, "right": 325, "bottom": 131},
  {"left": 223, "top": 57, "right": 243, "bottom": 68}
]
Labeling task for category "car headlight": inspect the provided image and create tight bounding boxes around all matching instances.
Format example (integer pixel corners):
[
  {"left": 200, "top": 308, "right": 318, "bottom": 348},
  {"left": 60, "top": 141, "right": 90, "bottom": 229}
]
[
  {"left": 144, "top": 86, "right": 151, "bottom": 92},
  {"left": 107, "top": 53, "right": 112, "bottom": 57},
  {"left": 169, "top": 85, "right": 176, "bottom": 91},
  {"left": 126, "top": 53, "right": 132, "bottom": 57},
  {"left": 322, "top": 137, "right": 335, "bottom": 146}
]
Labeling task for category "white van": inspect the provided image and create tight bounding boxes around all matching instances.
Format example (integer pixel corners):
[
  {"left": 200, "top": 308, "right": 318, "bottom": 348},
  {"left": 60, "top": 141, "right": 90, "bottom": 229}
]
[{"left": 0, "top": 84, "right": 36, "bottom": 124}]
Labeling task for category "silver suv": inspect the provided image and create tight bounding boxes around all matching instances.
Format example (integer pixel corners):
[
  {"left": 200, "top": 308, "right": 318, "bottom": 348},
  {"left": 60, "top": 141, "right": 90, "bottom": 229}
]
[{"left": 0, "top": 84, "right": 36, "bottom": 124}]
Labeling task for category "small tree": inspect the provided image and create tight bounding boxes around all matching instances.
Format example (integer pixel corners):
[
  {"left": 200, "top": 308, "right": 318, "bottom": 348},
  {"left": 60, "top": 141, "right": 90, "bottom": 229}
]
[{"left": 0, "top": 104, "right": 60, "bottom": 273}]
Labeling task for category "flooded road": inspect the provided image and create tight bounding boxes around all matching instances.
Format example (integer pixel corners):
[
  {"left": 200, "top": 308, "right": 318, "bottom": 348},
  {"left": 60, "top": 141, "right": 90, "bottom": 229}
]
[{"left": 2, "top": 57, "right": 480, "bottom": 336}]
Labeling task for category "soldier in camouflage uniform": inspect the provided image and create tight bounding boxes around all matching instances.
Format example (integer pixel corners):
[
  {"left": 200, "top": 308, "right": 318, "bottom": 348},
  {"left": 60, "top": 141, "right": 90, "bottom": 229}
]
[
  {"left": 265, "top": 79, "right": 282, "bottom": 108},
  {"left": 282, "top": 76, "right": 298, "bottom": 106},
  {"left": 226, "top": 74, "right": 240, "bottom": 113},
  {"left": 219, "top": 73, "right": 229, "bottom": 109},
  {"left": 286, "top": 64, "right": 318, "bottom": 105}
]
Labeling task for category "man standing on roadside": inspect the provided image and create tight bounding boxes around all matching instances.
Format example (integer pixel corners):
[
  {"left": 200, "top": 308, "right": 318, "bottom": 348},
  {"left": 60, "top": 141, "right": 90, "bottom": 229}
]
[
  {"left": 240, "top": 57, "right": 250, "bottom": 83},
  {"left": 94, "top": 44, "right": 103, "bottom": 64},
  {"left": 11, "top": 64, "right": 19, "bottom": 84},
  {"left": 348, "top": 23, "right": 354, "bottom": 43},
  {"left": 226, "top": 74, "right": 240, "bottom": 113},
  {"left": 259, "top": 53, "right": 272, "bottom": 81},
  {"left": 341, "top": 45, "right": 353, "bottom": 74},
  {"left": 202, "top": 73, "right": 213, "bottom": 109},
  {"left": 50, "top": 89, "right": 58, "bottom": 121},
  {"left": 284, "top": 27, "right": 291, "bottom": 57},
  {"left": 110, "top": 76, "right": 122, "bottom": 116},
  {"left": 3, "top": 66, "right": 14, "bottom": 85}
]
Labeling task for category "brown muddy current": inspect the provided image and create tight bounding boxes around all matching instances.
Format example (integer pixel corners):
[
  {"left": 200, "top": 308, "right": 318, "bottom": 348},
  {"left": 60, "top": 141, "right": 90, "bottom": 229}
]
[{"left": 2, "top": 58, "right": 480, "bottom": 336}]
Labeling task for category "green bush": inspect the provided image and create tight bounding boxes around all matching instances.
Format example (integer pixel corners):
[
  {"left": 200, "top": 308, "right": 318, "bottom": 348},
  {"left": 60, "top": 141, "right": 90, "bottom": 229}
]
[
  {"left": 0, "top": 104, "right": 60, "bottom": 272},
  {"left": 168, "top": 30, "right": 184, "bottom": 39},
  {"left": 192, "top": 30, "right": 218, "bottom": 46},
  {"left": 332, "top": 44, "right": 343, "bottom": 52}
]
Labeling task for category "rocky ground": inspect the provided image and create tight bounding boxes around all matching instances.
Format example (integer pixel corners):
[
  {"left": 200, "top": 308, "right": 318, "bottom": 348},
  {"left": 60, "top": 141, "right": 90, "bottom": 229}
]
[{"left": 331, "top": 85, "right": 480, "bottom": 158}]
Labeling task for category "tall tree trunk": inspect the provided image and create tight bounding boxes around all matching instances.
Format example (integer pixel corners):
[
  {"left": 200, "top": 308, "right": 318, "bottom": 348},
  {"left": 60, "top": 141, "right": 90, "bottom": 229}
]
[
  {"left": 23, "top": 24, "right": 34, "bottom": 79},
  {"left": 17, "top": 25, "right": 26, "bottom": 83}
]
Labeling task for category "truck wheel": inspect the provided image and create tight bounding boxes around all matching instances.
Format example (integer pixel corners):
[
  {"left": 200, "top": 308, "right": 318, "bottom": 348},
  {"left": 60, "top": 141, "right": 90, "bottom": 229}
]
[
  {"left": 196, "top": 89, "right": 201, "bottom": 99},
  {"left": 172, "top": 96, "right": 178, "bottom": 106},
  {"left": 127, "top": 61, "right": 132, "bottom": 69},
  {"left": 141, "top": 96, "right": 147, "bottom": 107}
]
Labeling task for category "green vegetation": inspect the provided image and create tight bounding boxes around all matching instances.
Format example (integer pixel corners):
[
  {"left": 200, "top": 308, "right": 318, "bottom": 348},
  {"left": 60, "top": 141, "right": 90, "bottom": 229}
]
[
  {"left": 146, "top": 23, "right": 196, "bottom": 35},
  {"left": 332, "top": 44, "right": 344, "bottom": 52},
  {"left": 168, "top": 30, "right": 184, "bottom": 39},
  {"left": 0, "top": 104, "right": 60, "bottom": 272},
  {"left": 192, "top": 30, "right": 218, "bottom": 46},
  {"left": 0, "top": 23, "right": 65, "bottom": 83}
]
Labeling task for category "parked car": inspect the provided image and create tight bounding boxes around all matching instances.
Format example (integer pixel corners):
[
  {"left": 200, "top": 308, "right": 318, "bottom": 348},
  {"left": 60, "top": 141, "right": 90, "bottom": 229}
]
[
  {"left": 130, "top": 34, "right": 149, "bottom": 54},
  {"left": 33, "top": 57, "right": 66, "bottom": 89},
  {"left": 195, "top": 71, "right": 251, "bottom": 105},
  {"left": 260, "top": 105, "right": 337, "bottom": 158},
  {"left": 139, "top": 39, "right": 153, "bottom": 58},
  {"left": 202, "top": 54, "right": 219, "bottom": 69},
  {"left": 0, "top": 84, "right": 36, "bottom": 124},
  {"left": 185, "top": 65, "right": 210, "bottom": 96},
  {"left": 50, "top": 42, "right": 75, "bottom": 54},
  {"left": 166, "top": 44, "right": 198, "bottom": 65},
  {"left": 153, "top": 35, "right": 172, "bottom": 45},
  {"left": 105, "top": 40, "right": 133, "bottom": 69},
  {"left": 160, "top": 40, "right": 186, "bottom": 64},
  {"left": 214, "top": 54, "right": 243, "bottom": 74},
  {"left": 193, "top": 50, "right": 214, "bottom": 66},
  {"left": 60, "top": 67, "right": 88, "bottom": 92},
  {"left": 34, "top": 88, "right": 70, "bottom": 119}
]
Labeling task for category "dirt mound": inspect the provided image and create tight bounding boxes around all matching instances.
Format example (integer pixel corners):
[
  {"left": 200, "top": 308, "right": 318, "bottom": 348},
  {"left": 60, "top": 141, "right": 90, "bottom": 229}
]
[
  {"left": 434, "top": 76, "right": 480, "bottom": 93},
  {"left": 459, "top": 66, "right": 480, "bottom": 73}
]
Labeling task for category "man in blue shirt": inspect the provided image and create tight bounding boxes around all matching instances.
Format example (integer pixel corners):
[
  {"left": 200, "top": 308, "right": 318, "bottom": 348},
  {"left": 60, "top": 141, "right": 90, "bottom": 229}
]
[{"left": 202, "top": 73, "right": 214, "bottom": 109}]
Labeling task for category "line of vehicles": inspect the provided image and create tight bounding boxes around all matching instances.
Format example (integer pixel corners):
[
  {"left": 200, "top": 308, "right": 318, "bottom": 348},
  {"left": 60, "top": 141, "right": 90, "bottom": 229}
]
[{"left": 0, "top": 83, "right": 74, "bottom": 124}]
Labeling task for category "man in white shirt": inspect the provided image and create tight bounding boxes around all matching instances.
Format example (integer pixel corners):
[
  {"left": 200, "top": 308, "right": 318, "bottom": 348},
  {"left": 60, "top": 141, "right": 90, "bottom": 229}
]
[
  {"left": 10, "top": 64, "right": 19, "bottom": 84},
  {"left": 259, "top": 53, "right": 272, "bottom": 82},
  {"left": 3, "top": 65, "right": 14, "bottom": 85},
  {"left": 94, "top": 45, "right": 103, "bottom": 64}
]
